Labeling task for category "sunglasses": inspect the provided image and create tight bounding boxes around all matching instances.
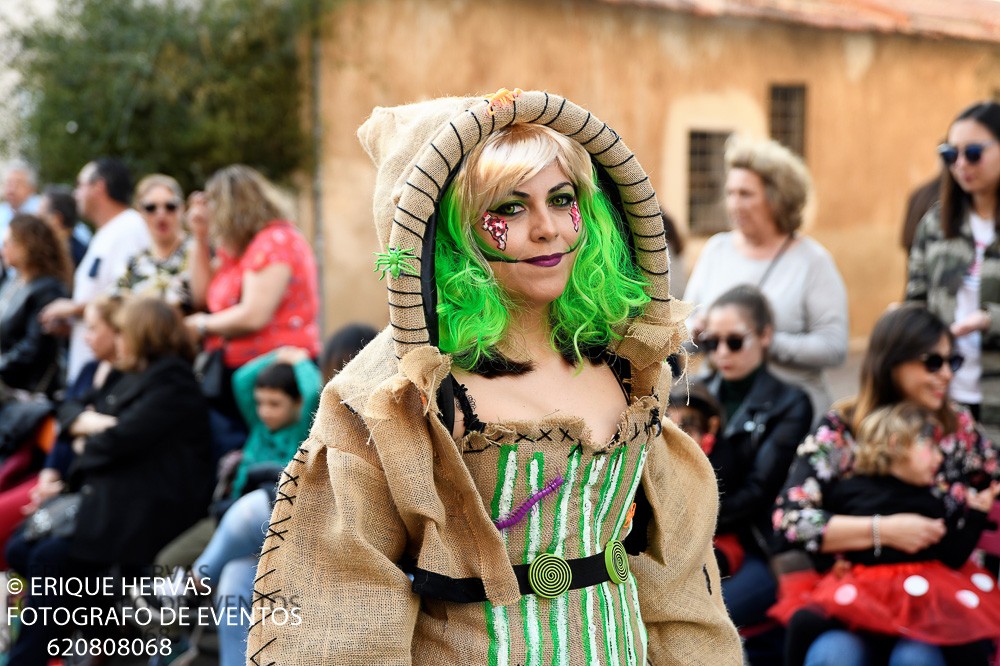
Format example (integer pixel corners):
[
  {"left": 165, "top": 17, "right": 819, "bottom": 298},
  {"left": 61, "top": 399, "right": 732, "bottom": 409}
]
[
  {"left": 937, "top": 141, "right": 996, "bottom": 166},
  {"left": 919, "top": 352, "right": 964, "bottom": 374},
  {"left": 699, "top": 333, "right": 750, "bottom": 353},
  {"left": 141, "top": 201, "right": 180, "bottom": 214}
]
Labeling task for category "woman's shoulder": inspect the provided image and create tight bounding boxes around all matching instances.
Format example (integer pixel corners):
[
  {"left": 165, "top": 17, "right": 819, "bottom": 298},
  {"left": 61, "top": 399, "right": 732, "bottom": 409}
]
[{"left": 788, "top": 235, "right": 838, "bottom": 264}]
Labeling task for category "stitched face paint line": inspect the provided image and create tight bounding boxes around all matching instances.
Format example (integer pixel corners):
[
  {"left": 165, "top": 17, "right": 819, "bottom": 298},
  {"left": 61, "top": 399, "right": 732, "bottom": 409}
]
[{"left": 570, "top": 201, "right": 581, "bottom": 233}]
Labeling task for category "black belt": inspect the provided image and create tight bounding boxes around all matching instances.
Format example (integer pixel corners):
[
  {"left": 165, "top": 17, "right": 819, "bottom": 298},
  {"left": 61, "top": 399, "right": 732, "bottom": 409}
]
[{"left": 401, "top": 540, "right": 631, "bottom": 604}]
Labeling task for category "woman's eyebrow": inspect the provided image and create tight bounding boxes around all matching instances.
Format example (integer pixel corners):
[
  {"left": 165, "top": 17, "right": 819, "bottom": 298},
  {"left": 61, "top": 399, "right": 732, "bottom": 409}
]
[{"left": 510, "top": 181, "right": 574, "bottom": 198}]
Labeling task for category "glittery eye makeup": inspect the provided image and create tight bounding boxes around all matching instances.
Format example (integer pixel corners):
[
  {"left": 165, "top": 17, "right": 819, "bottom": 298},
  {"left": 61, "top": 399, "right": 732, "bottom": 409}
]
[{"left": 481, "top": 211, "right": 508, "bottom": 250}]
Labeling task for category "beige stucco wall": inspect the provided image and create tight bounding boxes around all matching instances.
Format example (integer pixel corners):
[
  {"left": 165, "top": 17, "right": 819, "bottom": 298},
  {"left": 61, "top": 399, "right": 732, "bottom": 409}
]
[{"left": 309, "top": 0, "right": 1000, "bottom": 342}]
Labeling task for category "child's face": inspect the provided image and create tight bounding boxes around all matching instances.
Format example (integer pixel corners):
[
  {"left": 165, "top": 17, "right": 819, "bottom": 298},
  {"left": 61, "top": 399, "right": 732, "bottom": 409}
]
[
  {"left": 893, "top": 437, "right": 944, "bottom": 487},
  {"left": 668, "top": 406, "right": 707, "bottom": 441},
  {"left": 254, "top": 387, "right": 301, "bottom": 432}
]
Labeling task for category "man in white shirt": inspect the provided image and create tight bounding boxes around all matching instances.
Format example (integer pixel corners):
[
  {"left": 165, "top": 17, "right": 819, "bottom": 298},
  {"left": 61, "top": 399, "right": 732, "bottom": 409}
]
[{"left": 39, "top": 158, "right": 150, "bottom": 382}]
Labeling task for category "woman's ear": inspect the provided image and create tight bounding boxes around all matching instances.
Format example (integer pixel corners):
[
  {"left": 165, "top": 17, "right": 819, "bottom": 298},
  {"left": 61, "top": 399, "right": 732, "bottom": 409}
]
[{"left": 760, "top": 325, "right": 774, "bottom": 349}]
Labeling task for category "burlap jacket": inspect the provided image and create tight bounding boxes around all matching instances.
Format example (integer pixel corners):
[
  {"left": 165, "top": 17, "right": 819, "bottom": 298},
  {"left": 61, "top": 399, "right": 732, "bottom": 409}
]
[
  {"left": 246, "top": 91, "right": 740, "bottom": 665},
  {"left": 907, "top": 204, "right": 1000, "bottom": 428}
]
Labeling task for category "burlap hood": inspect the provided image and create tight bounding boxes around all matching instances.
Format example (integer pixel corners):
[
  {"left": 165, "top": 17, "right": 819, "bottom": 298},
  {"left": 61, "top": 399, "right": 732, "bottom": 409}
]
[{"left": 356, "top": 90, "right": 689, "bottom": 398}]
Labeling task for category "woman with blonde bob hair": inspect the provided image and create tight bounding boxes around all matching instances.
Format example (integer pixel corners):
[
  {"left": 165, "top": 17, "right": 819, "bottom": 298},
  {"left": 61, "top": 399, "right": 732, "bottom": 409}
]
[
  {"left": 247, "top": 91, "right": 740, "bottom": 665},
  {"left": 117, "top": 174, "right": 194, "bottom": 310},
  {"left": 685, "top": 135, "right": 848, "bottom": 421},
  {"left": 184, "top": 165, "right": 320, "bottom": 459}
]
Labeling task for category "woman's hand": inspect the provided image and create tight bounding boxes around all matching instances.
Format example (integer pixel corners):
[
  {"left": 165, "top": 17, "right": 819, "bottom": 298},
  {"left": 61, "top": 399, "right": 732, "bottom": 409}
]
[
  {"left": 70, "top": 410, "right": 119, "bottom": 437},
  {"left": 23, "top": 469, "right": 65, "bottom": 515},
  {"left": 186, "top": 191, "right": 211, "bottom": 244},
  {"left": 185, "top": 312, "right": 211, "bottom": 341},
  {"left": 967, "top": 481, "right": 1000, "bottom": 513},
  {"left": 274, "top": 346, "right": 311, "bottom": 365},
  {"left": 72, "top": 436, "right": 87, "bottom": 455},
  {"left": 881, "top": 513, "right": 946, "bottom": 553},
  {"left": 951, "top": 310, "right": 991, "bottom": 337}
]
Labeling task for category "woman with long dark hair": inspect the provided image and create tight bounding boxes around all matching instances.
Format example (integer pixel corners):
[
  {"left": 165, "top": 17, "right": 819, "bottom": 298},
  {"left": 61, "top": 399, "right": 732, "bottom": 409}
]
[
  {"left": 773, "top": 304, "right": 1000, "bottom": 664},
  {"left": 0, "top": 214, "right": 71, "bottom": 395},
  {"left": 907, "top": 100, "right": 1000, "bottom": 444}
]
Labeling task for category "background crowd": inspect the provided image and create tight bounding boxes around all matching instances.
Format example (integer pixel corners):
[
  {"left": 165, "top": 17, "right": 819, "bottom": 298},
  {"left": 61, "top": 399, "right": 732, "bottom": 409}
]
[{"left": 0, "top": 98, "right": 997, "bottom": 665}]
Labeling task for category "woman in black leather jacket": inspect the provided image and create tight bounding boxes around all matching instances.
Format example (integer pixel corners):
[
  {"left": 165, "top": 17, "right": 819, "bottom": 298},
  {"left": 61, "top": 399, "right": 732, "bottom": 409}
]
[
  {"left": 0, "top": 214, "right": 70, "bottom": 395},
  {"left": 694, "top": 284, "right": 813, "bottom": 629}
]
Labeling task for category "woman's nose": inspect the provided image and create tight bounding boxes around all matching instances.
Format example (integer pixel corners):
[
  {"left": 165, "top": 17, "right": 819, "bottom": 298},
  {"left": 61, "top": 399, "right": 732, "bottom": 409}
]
[{"left": 530, "top": 208, "right": 560, "bottom": 241}]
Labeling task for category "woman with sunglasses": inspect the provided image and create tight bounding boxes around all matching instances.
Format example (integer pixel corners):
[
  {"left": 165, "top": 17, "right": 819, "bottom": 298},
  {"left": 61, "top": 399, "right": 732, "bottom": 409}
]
[
  {"left": 685, "top": 135, "right": 847, "bottom": 424},
  {"left": 115, "top": 174, "right": 194, "bottom": 312},
  {"left": 907, "top": 100, "right": 1000, "bottom": 445},
  {"left": 773, "top": 304, "right": 1000, "bottom": 665},
  {"left": 693, "top": 285, "right": 812, "bottom": 642}
]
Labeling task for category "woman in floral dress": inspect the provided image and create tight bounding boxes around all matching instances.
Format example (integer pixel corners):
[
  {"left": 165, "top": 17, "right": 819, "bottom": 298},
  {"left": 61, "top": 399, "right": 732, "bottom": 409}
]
[{"left": 773, "top": 304, "right": 1000, "bottom": 664}]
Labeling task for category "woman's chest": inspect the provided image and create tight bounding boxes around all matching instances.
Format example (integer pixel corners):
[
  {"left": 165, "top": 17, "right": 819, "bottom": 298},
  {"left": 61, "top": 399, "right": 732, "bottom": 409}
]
[{"left": 458, "top": 405, "right": 659, "bottom": 561}]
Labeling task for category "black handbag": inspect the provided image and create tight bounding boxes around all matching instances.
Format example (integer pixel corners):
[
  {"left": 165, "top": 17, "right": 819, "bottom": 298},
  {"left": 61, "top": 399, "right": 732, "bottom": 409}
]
[
  {"left": 193, "top": 348, "right": 226, "bottom": 400},
  {"left": 22, "top": 493, "right": 82, "bottom": 542}
]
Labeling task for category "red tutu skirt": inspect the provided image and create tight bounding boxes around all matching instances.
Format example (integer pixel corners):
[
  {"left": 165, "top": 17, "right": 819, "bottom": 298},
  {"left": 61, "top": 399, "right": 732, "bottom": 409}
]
[{"left": 769, "top": 561, "right": 1000, "bottom": 645}]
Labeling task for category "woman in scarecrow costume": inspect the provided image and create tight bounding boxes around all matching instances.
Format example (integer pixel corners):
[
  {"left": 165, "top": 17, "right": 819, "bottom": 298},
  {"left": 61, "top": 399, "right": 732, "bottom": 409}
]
[{"left": 247, "top": 90, "right": 740, "bottom": 665}]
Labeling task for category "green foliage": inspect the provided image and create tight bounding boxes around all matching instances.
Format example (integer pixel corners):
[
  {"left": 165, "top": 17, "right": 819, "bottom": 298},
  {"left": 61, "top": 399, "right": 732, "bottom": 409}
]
[{"left": 11, "top": 0, "right": 324, "bottom": 192}]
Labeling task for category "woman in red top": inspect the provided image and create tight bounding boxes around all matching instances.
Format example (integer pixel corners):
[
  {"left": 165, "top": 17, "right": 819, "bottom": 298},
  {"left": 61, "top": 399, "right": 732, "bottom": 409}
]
[{"left": 185, "top": 165, "right": 320, "bottom": 457}]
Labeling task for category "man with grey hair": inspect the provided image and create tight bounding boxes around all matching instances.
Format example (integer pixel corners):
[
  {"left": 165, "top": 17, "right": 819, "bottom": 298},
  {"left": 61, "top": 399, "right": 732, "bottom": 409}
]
[{"left": 0, "top": 159, "right": 42, "bottom": 237}]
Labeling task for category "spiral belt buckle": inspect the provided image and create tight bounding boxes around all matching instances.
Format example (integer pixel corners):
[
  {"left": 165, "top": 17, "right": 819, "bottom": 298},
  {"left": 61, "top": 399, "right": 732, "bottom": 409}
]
[{"left": 527, "top": 540, "right": 630, "bottom": 599}]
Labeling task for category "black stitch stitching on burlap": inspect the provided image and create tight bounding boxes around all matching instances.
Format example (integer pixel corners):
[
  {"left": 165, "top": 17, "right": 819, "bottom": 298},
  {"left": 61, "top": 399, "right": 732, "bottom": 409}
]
[
  {"left": 622, "top": 191, "right": 656, "bottom": 206},
  {"left": 592, "top": 136, "right": 622, "bottom": 156},
  {"left": 277, "top": 472, "right": 299, "bottom": 489},
  {"left": 389, "top": 301, "right": 423, "bottom": 309},
  {"left": 626, "top": 211, "right": 663, "bottom": 220},
  {"left": 703, "top": 564, "right": 713, "bottom": 595},
  {"left": 392, "top": 336, "right": 430, "bottom": 345},
  {"left": 567, "top": 111, "right": 592, "bottom": 137},
  {"left": 538, "top": 428, "right": 553, "bottom": 441},
  {"left": 405, "top": 181, "right": 435, "bottom": 203},
  {"left": 248, "top": 637, "right": 276, "bottom": 666},
  {"left": 639, "top": 266, "right": 669, "bottom": 276},
  {"left": 449, "top": 122, "right": 465, "bottom": 156},
  {"left": 635, "top": 244, "right": 668, "bottom": 254},
  {"left": 414, "top": 165, "right": 442, "bottom": 194},
  {"left": 489, "top": 110, "right": 496, "bottom": 134},
  {"left": 648, "top": 294, "right": 672, "bottom": 303},
  {"left": 390, "top": 322, "right": 429, "bottom": 333},
  {"left": 274, "top": 489, "right": 296, "bottom": 506},
  {"left": 606, "top": 153, "right": 636, "bottom": 169},
  {"left": 515, "top": 433, "right": 536, "bottom": 443},
  {"left": 392, "top": 218, "right": 424, "bottom": 241},
  {"left": 387, "top": 287, "right": 422, "bottom": 296},
  {"left": 560, "top": 428, "right": 575, "bottom": 442},
  {"left": 398, "top": 206, "right": 428, "bottom": 224},
  {"left": 632, "top": 229, "right": 665, "bottom": 239},
  {"left": 581, "top": 123, "right": 607, "bottom": 146},
  {"left": 467, "top": 109, "right": 483, "bottom": 143},
  {"left": 542, "top": 98, "right": 567, "bottom": 127},
  {"left": 618, "top": 175, "right": 649, "bottom": 188},
  {"left": 528, "top": 93, "right": 549, "bottom": 123},
  {"left": 431, "top": 143, "right": 452, "bottom": 171}
]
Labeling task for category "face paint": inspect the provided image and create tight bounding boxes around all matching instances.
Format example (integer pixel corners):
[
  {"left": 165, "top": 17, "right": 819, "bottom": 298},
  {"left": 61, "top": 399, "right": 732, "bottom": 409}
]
[
  {"left": 481, "top": 211, "right": 508, "bottom": 250},
  {"left": 569, "top": 201, "right": 581, "bottom": 233}
]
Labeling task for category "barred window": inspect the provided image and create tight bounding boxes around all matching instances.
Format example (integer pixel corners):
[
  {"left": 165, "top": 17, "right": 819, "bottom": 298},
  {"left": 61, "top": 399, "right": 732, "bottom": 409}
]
[
  {"left": 688, "top": 130, "right": 731, "bottom": 236},
  {"left": 770, "top": 84, "right": 807, "bottom": 157}
]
